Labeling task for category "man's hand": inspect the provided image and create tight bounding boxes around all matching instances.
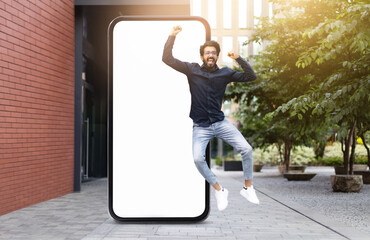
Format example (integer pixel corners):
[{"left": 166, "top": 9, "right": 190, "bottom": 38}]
[
  {"left": 170, "top": 25, "right": 182, "bottom": 36},
  {"left": 227, "top": 51, "right": 240, "bottom": 60}
]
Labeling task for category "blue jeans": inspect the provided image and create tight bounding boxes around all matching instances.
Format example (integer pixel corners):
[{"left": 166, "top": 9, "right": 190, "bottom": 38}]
[{"left": 192, "top": 118, "right": 253, "bottom": 186}]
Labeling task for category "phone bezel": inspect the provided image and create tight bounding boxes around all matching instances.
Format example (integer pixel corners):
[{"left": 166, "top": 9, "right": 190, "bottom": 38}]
[{"left": 107, "top": 16, "right": 211, "bottom": 223}]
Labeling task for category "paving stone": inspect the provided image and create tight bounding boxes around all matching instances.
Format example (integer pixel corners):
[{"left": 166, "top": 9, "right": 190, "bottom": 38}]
[{"left": 0, "top": 169, "right": 368, "bottom": 240}]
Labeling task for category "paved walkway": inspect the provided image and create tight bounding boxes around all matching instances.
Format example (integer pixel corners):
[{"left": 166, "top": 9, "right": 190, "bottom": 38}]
[{"left": 0, "top": 167, "right": 369, "bottom": 240}]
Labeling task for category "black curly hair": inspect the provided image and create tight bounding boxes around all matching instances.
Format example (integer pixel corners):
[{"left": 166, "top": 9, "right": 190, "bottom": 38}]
[{"left": 199, "top": 40, "right": 220, "bottom": 56}]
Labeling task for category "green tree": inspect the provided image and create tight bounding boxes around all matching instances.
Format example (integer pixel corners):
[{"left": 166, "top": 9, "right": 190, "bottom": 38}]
[
  {"left": 292, "top": 1, "right": 370, "bottom": 174},
  {"left": 226, "top": 0, "right": 340, "bottom": 171}
]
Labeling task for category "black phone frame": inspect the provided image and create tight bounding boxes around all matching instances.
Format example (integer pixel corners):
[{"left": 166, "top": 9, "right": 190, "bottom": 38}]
[{"left": 107, "top": 16, "right": 211, "bottom": 223}]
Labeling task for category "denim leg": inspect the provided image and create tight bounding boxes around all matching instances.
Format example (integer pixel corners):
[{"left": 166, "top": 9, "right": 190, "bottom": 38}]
[
  {"left": 215, "top": 119, "right": 253, "bottom": 180},
  {"left": 192, "top": 126, "right": 217, "bottom": 185}
]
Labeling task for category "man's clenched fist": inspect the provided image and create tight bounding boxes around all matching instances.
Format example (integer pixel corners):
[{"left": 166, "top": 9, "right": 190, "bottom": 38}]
[
  {"left": 170, "top": 26, "right": 182, "bottom": 36},
  {"left": 227, "top": 51, "right": 240, "bottom": 60}
]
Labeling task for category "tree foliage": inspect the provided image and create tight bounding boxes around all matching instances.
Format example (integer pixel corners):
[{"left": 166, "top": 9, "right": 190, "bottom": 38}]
[
  {"left": 294, "top": 1, "right": 370, "bottom": 174},
  {"left": 226, "top": 0, "right": 369, "bottom": 172}
]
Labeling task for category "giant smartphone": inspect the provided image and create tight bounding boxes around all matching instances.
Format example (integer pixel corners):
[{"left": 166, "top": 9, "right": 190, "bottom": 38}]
[{"left": 108, "top": 16, "right": 211, "bottom": 222}]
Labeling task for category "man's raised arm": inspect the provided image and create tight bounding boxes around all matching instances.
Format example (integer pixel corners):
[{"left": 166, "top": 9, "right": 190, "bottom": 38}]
[
  {"left": 228, "top": 50, "right": 257, "bottom": 83},
  {"left": 162, "top": 26, "right": 191, "bottom": 75}
]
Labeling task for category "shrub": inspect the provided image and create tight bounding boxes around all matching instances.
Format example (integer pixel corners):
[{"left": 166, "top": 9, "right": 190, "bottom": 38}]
[
  {"left": 214, "top": 156, "right": 223, "bottom": 166},
  {"left": 312, "top": 156, "right": 368, "bottom": 166},
  {"left": 313, "top": 156, "right": 343, "bottom": 166},
  {"left": 291, "top": 146, "right": 315, "bottom": 165}
]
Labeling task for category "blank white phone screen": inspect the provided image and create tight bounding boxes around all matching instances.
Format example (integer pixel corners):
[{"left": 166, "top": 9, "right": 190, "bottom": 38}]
[{"left": 112, "top": 20, "right": 207, "bottom": 218}]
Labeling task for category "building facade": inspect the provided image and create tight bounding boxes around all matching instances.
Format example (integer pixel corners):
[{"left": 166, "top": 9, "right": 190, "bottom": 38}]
[
  {"left": 190, "top": 0, "right": 272, "bottom": 66},
  {"left": 0, "top": 0, "right": 75, "bottom": 215},
  {"left": 1, "top": 0, "right": 190, "bottom": 216}
]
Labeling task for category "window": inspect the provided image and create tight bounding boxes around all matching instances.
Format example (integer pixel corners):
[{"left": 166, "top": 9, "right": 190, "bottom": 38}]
[
  {"left": 191, "top": 0, "right": 202, "bottom": 16},
  {"left": 223, "top": 0, "right": 232, "bottom": 29},
  {"left": 238, "top": 36, "right": 248, "bottom": 57},
  {"left": 254, "top": 0, "right": 262, "bottom": 26},
  {"left": 223, "top": 100, "right": 231, "bottom": 117},
  {"left": 253, "top": 42, "right": 263, "bottom": 55},
  {"left": 239, "top": 0, "right": 247, "bottom": 29},
  {"left": 269, "top": 2, "right": 274, "bottom": 19},
  {"left": 222, "top": 36, "right": 233, "bottom": 66},
  {"left": 208, "top": 0, "right": 217, "bottom": 29}
]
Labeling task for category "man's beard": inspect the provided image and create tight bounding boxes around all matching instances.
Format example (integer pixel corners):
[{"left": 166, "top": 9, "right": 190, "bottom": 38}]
[{"left": 203, "top": 56, "right": 217, "bottom": 69}]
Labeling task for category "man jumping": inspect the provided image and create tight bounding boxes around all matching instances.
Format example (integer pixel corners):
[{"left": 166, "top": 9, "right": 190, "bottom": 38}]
[{"left": 162, "top": 26, "right": 260, "bottom": 211}]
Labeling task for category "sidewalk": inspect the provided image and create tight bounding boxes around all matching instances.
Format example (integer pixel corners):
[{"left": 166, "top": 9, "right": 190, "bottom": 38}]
[{"left": 0, "top": 167, "right": 369, "bottom": 240}]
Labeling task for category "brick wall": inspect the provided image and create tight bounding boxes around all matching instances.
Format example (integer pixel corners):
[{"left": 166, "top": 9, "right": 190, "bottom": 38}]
[{"left": 0, "top": 0, "right": 75, "bottom": 215}]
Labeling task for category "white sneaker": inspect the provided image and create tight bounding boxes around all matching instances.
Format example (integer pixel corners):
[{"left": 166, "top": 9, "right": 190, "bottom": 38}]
[
  {"left": 215, "top": 188, "right": 228, "bottom": 211},
  {"left": 240, "top": 185, "right": 260, "bottom": 204}
]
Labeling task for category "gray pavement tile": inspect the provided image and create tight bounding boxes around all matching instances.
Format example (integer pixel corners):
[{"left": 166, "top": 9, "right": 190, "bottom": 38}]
[
  {"left": 103, "top": 238, "right": 147, "bottom": 240},
  {"left": 197, "top": 237, "right": 239, "bottom": 240},
  {"left": 0, "top": 168, "right": 368, "bottom": 240},
  {"left": 146, "top": 237, "right": 189, "bottom": 240}
]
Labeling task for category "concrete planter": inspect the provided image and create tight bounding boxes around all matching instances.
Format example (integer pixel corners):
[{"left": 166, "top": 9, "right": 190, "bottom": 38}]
[
  {"left": 334, "top": 164, "right": 368, "bottom": 175},
  {"left": 354, "top": 170, "right": 370, "bottom": 184},
  {"left": 330, "top": 175, "right": 363, "bottom": 192},
  {"left": 278, "top": 165, "right": 306, "bottom": 174},
  {"left": 283, "top": 173, "right": 316, "bottom": 181},
  {"left": 224, "top": 161, "right": 242, "bottom": 171},
  {"left": 253, "top": 164, "right": 264, "bottom": 172}
]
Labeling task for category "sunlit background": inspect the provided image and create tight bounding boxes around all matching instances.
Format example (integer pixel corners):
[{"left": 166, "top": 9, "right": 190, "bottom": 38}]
[{"left": 190, "top": 0, "right": 274, "bottom": 66}]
